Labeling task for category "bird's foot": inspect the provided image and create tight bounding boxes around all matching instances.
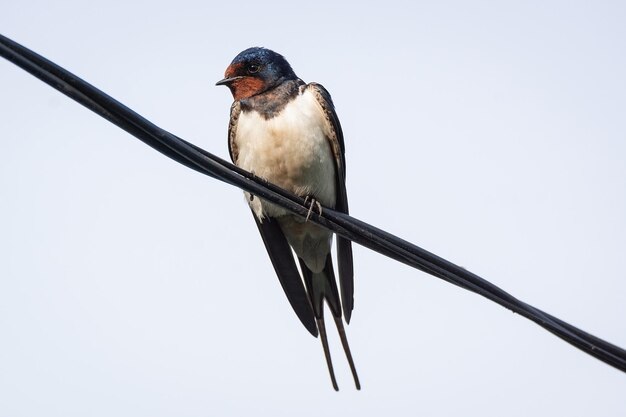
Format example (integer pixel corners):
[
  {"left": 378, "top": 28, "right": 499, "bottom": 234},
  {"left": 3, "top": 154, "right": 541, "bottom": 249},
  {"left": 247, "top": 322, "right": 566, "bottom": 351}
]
[{"left": 304, "top": 196, "right": 323, "bottom": 222}]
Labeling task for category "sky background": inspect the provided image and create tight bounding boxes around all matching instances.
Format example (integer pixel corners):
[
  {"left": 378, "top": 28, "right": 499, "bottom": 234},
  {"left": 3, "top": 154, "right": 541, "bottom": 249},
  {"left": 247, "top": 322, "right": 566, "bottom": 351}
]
[{"left": 1, "top": 1, "right": 626, "bottom": 416}]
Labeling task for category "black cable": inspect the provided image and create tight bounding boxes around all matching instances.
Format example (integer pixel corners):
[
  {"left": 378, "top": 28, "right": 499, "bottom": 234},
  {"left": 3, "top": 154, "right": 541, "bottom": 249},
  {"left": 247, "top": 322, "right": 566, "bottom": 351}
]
[{"left": 1, "top": 33, "right": 625, "bottom": 373}]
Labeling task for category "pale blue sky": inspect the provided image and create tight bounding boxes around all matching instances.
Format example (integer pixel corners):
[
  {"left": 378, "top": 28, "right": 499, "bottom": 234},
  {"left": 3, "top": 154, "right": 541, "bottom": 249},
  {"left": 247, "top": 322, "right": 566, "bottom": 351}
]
[{"left": 1, "top": 1, "right": 626, "bottom": 416}]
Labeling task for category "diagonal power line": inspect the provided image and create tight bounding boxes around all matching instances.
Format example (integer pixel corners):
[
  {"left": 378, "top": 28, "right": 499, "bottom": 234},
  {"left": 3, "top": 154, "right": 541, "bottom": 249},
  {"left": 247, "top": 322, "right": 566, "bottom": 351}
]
[{"left": 1, "top": 33, "right": 625, "bottom": 374}]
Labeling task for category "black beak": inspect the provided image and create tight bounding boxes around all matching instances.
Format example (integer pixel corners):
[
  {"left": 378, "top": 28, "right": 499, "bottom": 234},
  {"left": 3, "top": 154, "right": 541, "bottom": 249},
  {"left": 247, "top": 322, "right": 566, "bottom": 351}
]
[{"left": 215, "top": 76, "right": 243, "bottom": 86}]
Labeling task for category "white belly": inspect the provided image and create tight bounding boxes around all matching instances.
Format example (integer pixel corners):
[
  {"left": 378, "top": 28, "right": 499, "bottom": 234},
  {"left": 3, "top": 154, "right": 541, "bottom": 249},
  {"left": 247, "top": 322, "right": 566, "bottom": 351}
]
[{"left": 234, "top": 89, "right": 337, "bottom": 219}]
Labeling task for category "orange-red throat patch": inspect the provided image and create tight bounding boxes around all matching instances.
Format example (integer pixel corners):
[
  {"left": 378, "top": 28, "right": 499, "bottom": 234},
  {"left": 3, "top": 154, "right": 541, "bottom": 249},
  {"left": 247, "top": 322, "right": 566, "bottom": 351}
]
[{"left": 230, "top": 77, "right": 265, "bottom": 100}]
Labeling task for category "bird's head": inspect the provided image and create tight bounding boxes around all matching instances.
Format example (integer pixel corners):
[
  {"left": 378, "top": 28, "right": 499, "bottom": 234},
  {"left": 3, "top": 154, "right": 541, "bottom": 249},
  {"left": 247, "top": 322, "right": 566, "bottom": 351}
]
[{"left": 216, "top": 47, "right": 297, "bottom": 100}]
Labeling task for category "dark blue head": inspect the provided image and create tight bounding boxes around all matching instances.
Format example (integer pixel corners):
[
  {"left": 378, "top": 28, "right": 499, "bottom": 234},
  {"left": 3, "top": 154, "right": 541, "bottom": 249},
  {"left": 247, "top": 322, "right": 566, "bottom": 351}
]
[{"left": 216, "top": 47, "right": 298, "bottom": 100}]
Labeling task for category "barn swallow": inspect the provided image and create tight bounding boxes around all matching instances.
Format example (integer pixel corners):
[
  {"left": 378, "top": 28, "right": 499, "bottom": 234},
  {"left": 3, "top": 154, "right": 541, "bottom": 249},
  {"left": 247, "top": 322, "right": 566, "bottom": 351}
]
[{"left": 216, "top": 47, "right": 359, "bottom": 390}]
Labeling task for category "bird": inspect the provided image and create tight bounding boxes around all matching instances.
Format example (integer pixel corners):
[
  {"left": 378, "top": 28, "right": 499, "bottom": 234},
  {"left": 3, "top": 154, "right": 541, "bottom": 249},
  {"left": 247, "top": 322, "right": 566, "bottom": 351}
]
[{"left": 216, "top": 47, "right": 360, "bottom": 390}]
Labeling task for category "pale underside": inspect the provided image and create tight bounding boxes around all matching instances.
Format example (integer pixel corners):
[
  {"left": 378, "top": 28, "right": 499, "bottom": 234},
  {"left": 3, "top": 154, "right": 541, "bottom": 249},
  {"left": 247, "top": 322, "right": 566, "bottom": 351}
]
[{"left": 234, "top": 88, "right": 337, "bottom": 272}]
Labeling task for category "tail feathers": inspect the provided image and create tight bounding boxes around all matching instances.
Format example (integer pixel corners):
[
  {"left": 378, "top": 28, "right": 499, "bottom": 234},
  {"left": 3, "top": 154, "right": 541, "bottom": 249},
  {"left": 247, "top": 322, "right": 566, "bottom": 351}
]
[
  {"left": 299, "top": 255, "right": 360, "bottom": 390},
  {"left": 333, "top": 316, "right": 361, "bottom": 390},
  {"left": 316, "top": 317, "right": 339, "bottom": 391}
]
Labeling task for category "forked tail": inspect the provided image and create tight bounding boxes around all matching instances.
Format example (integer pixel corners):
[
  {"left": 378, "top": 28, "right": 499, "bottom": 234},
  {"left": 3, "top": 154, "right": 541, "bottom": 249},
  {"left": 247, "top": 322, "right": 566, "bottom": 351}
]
[{"left": 300, "top": 255, "right": 361, "bottom": 390}]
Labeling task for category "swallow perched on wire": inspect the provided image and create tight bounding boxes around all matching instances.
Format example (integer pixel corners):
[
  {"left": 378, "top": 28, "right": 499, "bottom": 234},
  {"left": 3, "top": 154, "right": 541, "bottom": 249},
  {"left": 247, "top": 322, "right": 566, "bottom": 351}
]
[{"left": 216, "top": 47, "right": 359, "bottom": 390}]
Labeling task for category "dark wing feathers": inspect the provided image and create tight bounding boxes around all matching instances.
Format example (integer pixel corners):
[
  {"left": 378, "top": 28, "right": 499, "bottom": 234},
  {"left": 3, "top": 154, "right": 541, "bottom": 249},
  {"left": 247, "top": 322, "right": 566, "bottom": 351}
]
[
  {"left": 307, "top": 83, "right": 355, "bottom": 323},
  {"left": 306, "top": 83, "right": 346, "bottom": 178},
  {"left": 227, "top": 101, "right": 241, "bottom": 163}
]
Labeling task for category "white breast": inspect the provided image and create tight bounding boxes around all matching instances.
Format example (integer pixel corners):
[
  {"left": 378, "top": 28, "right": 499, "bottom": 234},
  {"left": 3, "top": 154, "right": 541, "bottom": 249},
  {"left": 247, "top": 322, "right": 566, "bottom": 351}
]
[{"left": 234, "top": 89, "right": 337, "bottom": 219}]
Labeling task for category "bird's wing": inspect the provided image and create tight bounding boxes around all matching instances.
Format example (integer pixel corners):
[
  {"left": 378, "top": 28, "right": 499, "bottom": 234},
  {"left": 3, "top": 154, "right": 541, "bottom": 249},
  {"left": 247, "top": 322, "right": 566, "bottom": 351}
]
[
  {"left": 227, "top": 101, "right": 241, "bottom": 163},
  {"left": 306, "top": 83, "right": 355, "bottom": 323},
  {"left": 252, "top": 213, "right": 319, "bottom": 337},
  {"left": 227, "top": 100, "right": 318, "bottom": 337}
]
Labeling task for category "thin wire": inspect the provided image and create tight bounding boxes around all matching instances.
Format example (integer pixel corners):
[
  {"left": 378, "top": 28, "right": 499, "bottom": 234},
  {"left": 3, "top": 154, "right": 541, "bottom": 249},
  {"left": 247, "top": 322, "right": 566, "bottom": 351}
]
[{"left": 1, "top": 33, "right": 625, "bottom": 373}]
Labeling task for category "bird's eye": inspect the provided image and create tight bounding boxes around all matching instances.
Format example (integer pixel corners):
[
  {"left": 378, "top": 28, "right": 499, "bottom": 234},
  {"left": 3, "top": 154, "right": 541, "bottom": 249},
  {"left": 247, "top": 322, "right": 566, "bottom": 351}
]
[{"left": 247, "top": 64, "right": 260, "bottom": 74}]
